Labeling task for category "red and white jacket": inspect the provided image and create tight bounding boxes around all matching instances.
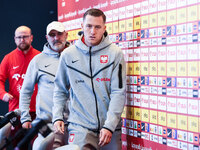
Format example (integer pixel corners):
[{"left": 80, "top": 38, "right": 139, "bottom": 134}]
[{"left": 0, "top": 46, "right": 40, "bottom": 112}]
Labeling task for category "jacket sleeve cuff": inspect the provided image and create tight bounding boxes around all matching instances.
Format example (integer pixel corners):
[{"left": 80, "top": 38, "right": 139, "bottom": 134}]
[
  {"left": 22, "top": 120, "right": 32, "bottom": 125},
  {"left": 53, "top": 119, "right": 64, "bottom": 125},
  {"left": 102, "top": 127, "right": 113, "bottom": 134}
]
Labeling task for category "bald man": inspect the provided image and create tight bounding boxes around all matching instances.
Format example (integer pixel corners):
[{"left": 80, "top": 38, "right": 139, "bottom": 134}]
[{"left": 0, "top": 26, "right": 40, "bottom": 147}]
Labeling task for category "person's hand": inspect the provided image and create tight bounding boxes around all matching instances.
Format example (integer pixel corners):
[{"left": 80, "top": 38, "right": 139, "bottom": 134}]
[
  {"left": 22, "top": 122, "right": 32, "bottom": 129},
  {"left": 2, "top": 93, "right": 13, "bottom": 102},
  {"left": 98, "top": 128, "right": 112, "bottom": 147},
  {"left": 54, "top": 120, "right": 64, "bottom": 134}
]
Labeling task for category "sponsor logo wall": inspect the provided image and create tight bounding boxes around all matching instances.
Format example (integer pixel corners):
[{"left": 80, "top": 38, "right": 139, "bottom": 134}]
[{"left": 58, "top": 0, "right": 200, "bottom": 149}]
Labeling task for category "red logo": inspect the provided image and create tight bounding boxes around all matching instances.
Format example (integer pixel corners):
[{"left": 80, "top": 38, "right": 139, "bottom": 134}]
[
  {"left": 96, "top": 78, "right": 110, "bottom": 82},
  {"left": 69, "top": 134, "right": 75, "bottom": 142},
  {"left": 100, "top": 55, "right": 108, "bottom": 63}
]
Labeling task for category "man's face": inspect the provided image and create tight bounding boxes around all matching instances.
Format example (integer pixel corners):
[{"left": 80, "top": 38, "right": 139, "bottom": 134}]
[
  {"left": 82, "top": 15, "right": 106, "bottom": 47},
  {"left": 14, "top": 29, "right": 33, "bottom": 51},
  {"left": 46, "top": 30, "right": 67, "bottom": 52}
]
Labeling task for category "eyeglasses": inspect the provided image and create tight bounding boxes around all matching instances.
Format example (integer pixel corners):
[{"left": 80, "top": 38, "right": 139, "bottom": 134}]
[{"left": 15, "top": 35, "right": 31, "bottom": 40}]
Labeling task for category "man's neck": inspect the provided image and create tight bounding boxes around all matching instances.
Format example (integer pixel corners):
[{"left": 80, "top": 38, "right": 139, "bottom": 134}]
[{"left": 18, "top": 47, "right": 31, "bottom": 54}]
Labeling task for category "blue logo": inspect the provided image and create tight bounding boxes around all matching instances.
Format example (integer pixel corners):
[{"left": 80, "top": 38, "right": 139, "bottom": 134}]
[
  {"left": 141, "top": 30, "right": 145, "bottom": 38},
  {"left": 162, "top": 88, "right": 166, "bottom": 95},
  {"left": 162, "top": 28, "right": 166, "bottom": 35},
  {"left": 119, "top": 33, "right": 122, "bottom": 41},
  {"left": 141, "top": 123, "right": 145, "bottom": 131},
  {"left": 193, "top": 89, "right": 198, "bottom": 98},
  {"left": 163, "top": 138, "right": 167, "bottom": 145},
  {"left": 167, "top": 26, "right": 171, "bottom": 36},
  {"left": 162, "top": 37, "right": 166, "bottom": 45},
  {"left": 141, "top": 76, "right": 145, "bottom": 85},
  {"left": 167, "top": 128, "right": 172, "bottom": 138},
  {"left": 192, "top": 34, "right": 198, "bottom": 42},
  {"left": 167, "top": 78, "right": 172, "bottom": 87}
]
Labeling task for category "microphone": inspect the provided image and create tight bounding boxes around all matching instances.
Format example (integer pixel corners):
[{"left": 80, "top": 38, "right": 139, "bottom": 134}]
[
  {"left": 0, "top": 128, "right": 27, "bottom": 150},
  {"left": 0, "top": 116, "right": 4, "bottom": 121},
  {"left": 0, "top": 109, "right": 21, "bottom": 129},
  {"left": 15, "top": 119, "right": 52, "bottom": 150}
]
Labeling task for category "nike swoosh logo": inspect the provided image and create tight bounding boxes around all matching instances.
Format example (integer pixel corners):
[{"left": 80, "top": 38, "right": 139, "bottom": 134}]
[
  {"left": 13, "top": 66, "right": 19, "bottom": 69},
  {"left": 45, "top": 64, "right": 51, "bottom": 67},
  {"left": 72, "top": 60, "right": 79, "bottom": 63},
  {"left": 167, "top": 28, "right": 171, "bottom": 35},
  {"left": 141, "top": 79, "right": 145, "bottom": 83},
  {"left": 167, "top": 80, "right": 171, "bottom": 85},
  {"left": 141, "top": 32, "right": 144, "bottom": 37},
  {"left": 168, "top": 131, "right": 171, "bottom": 136}
]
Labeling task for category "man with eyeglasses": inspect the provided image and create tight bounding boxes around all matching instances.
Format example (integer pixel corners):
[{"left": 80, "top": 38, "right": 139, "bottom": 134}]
[
  {"left": 0, "top": 26, "right": 40, "bottom": 147},
  {"left": 19, "top": 21, "right": 70, "bottom": 149}
]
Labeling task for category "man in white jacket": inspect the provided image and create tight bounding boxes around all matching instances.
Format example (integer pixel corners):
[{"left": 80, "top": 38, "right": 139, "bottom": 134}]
[{"left": 19, "top": 21, "right": 70, "bottom": 150}]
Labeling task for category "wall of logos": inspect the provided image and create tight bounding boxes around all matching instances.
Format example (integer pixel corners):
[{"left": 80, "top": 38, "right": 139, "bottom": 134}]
[{"left": 58, "top": 0, "right": 200, "bottom": 149}]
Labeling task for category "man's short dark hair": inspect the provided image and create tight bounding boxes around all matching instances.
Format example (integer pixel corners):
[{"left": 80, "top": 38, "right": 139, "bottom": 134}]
[{"left": 83, "top": 8, "right": 106, "bottom": 23}]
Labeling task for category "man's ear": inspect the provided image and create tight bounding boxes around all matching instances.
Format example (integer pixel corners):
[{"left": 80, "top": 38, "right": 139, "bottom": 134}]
[
  {"left": 30, "top": 35, "right": 33, "bottom": 42},
  {"left": 45, "top": 35, "right": 48, "bottom": 41}
]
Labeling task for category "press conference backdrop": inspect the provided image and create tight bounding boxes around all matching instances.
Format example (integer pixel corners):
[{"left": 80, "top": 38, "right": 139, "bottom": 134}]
[
  {"left": 0, "top": 0, "right": 57, "bottom": 115},
  {"left": 58, "top": 0, "right": 200, "bottom": 149}
]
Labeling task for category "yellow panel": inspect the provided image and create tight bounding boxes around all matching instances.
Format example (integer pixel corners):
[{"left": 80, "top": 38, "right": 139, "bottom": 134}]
[
  {"left": 119, "top": 20, "right": 126, "bottom": 32},
  {"left": 167, "top": 10, "right": 176, "bottom": 25},
  {"left": 158, "top": 111, "right": 166, "bottom": 126},
  {"left": 126, "top": 19, "right": 133, "bottom": 31},
  {"left": 141, "top": 109, "right": 149, "bottom": 122},
  {"left": 167, "top": 113, "right": 177, "bottom": 128},
  {"left": 123, "top": 106, "right": 133, "bottom": 119},
  {"left": 158, "top": 12, "right": 166, "bottom": 26},
  {"left": 106, "top": 23, "right": 113, "bottom": 34},
  {"left": 188, "top": 61, "right": 198, "bottom": 77},
  {"left": 69, "top": 30, "right": 75, "bottom": 40},
  {"left": 177, "top": 62, "right": 187, "bottom": 76},
  {"left": 140, "top": 62, "right": 149, "bottom": 75},
  {"left": 199, "top": 61, "right": 200, "bottom": 77},
  {"left": 126, "top": 63, "right": 134, "bottom": 75},
  {"left": 149, "top": 62, "right": 157, "bottom": 76},
  {"left": 112, "top": 22, "right": 119, "bottom": 33},
  {"left": 177, "top": 115, "right": 187, "bottom": 130},
  {"left": 167, "top": 62, "right": 176, "bottom": 76},
  {"left": 134, "top": 17, "right": 141, "bottom": 30},
  {"left": 130, "top": 107, "right": 134, "bottom": 119},
  {"left": 141, "top": 15, "right": 149, "bottom": 29},
  {"left": 188, "top": 116, "right": 198, "bottom": 132},
  {"left": 134, "top": 107, "right": 141, "bottom": 121},
  {"left": 150, "top": 110, "right": 157, "bottom": 124},
  {"left": 177, "top": 8, "right": 187, "bottom": 24},
  {"left": 133, "top": 63, "right": 140, "bottom": 75},
  {"left": 158, "top": 62, "right": 166, "bottom": 76},
  {"left": 121, "top": 106, "right": 127, "bottom": 118},
  {"left": 199, "top": 117, "right": 200, "bottom": 132},
  {"left": 129, "top": 107, "right": 134, "bottom": 119},
  {"left": 187, "top": 5, "right": 198, "bottom": 22},
  {"left": 199, "top": 5, "right": 200, "bottom": 20},
  {"left": 149, "top": 13, "right": 157, "bottom": 28},
  {"left": 74, "top": 29, "right": 81, "bottom": 40},
  {"left": 67, "top": 30, "right": 72, "bottom": 41}
]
